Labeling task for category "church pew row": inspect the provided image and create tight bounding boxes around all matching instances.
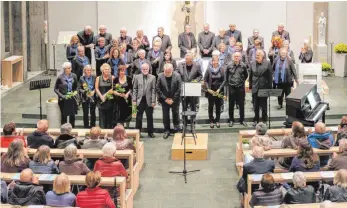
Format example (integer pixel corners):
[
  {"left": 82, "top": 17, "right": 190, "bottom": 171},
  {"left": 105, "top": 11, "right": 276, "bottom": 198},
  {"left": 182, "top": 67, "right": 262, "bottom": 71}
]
[
  {"left": 245, "top": 171, "right": 337, "bottom": 208},
  {"left": 254, "top": 202, "right": 347, "bottom": 208},
  {"left": 0, "top": 172, "right": 132, "bottom": 208}
]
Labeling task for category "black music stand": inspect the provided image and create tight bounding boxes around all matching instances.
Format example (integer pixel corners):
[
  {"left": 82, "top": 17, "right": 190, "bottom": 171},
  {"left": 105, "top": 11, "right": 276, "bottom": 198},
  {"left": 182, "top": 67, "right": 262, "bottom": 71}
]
[
  {"left": 258, "top": 89, "right": 282, "bottom": 129},
  {"left": 29, "top": 79, "right": 51, "bottom": 119}
]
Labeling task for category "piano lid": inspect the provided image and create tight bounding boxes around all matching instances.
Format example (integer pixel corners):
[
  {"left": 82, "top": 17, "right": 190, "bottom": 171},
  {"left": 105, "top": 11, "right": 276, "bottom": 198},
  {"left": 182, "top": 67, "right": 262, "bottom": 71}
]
[{"left": 287, "top": 84, "right": 317, "bottom": 101}]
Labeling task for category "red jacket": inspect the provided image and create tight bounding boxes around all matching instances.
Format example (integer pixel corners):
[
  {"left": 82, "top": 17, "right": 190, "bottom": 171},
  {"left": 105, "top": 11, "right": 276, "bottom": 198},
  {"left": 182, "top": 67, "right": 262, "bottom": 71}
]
[
  {"left": 94, "top": 157, "right": 128, "bottom": 178},
  {"left": 1, "top": 136, "right": 27, "bottom": 147},
  {"left": 76, "top": 187, "right": 115, "bottom": 208}
]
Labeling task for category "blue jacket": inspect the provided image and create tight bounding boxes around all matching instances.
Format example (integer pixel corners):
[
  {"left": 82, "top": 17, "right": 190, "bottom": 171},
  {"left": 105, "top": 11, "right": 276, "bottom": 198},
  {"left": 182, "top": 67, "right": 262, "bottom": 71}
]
[
  {"left": 307, "top": 132, "right": 334, "bottom": 149},
  {"left": 29, "top": 160, "right": 59, "bottom": 174},
  {"left": 46, "top": 191, "right": 76, "bottom": 207}
]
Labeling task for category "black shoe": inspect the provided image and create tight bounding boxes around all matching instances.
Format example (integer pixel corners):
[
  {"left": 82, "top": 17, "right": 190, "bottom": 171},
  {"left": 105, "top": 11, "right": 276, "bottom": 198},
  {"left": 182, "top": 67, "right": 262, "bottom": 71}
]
[
  {"left": 252, "top": 121, "right": 258, "bottom": 128},
  {"left": 173, "top": 127, "right": 182, "bottom": 133},
  {"left": 277, "top": 105, "right": 283, "bottom": 110},
  {"left": 216, "top": 122, "right": 220, "bottom": 128},
  {"left": 210, "top": 122, "right": 214, "bottom": 129},
  {"left": 240, "top": 121, "right": 248, "bottom": 127},
  {"left": 163, "top": 132, "right": 170, "bottom": 139},
  {"left": 148, "top": 133, "right": 155, "bottom": 138},
  {"left": 229, "top": 121, "right": 234, "bottom": 127}
]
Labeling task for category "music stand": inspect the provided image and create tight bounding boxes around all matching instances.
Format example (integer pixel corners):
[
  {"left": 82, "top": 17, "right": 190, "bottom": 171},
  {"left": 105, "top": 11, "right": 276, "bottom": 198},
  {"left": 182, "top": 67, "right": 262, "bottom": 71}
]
[
  {"left": 169, "top": 82, "right": 200, "bottom": 183},
  {"left": 29, "top": 79, "right": 51, "bottom": 119},
  {"left": 258, "top": 89, "right": 282, "bottom": 129}
]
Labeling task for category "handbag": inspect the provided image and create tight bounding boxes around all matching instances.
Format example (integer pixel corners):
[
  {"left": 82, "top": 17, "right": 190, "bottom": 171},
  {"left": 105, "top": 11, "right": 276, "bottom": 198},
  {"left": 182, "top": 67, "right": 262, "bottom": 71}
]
[{"left": 236, "top": 177, "right": 246, "bottom": 193}]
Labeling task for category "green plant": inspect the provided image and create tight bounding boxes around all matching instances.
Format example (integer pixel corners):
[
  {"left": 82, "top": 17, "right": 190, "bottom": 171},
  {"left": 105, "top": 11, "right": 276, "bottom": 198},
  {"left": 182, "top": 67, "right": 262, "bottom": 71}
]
[
  {"left": 334, "top": 43, "right": 347, "bottom": 53},
  {"left": 322, "top": 62, "right": 332, "bottom": 72},
  {"left": 242, "top": 139, "right": 249, "bottom": 144}
]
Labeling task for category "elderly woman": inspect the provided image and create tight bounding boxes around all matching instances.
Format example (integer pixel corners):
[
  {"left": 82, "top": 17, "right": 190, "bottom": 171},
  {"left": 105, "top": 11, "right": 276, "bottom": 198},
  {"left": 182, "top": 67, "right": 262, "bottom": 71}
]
[
  {"left": 248, "top": 39, "right": 266, "bottom": 63},
  {"left": 218, "top": 43, "right": 228, "bottom": 66},
  {"left": 147, "top": 40, "right": 164, "bottom": 78},
  {"left": 81, "top": 127, "right": 107, "bottom": 149},
  {"left": 282, "top": 40, "right": 296, "bottom": 63},
  {"left": 95, "top": 63, "right": 115, "bottom": 129},
  {"left": 1, "top": 139, "right": 30, "bottom": 173},
  {"left": 94, "top": 142, "right": 128, "bottom": 178},
  {"left": 108, "top": 38, "right": 119, "bottom": 54},
  {"left": 119, "top": 43, "right": 133, "bottom": 77},
  {"left": 204, "top": 56, "right": 224, "bottom": 129},
  {"left": 299, "top": 40, "right": 313, "bottom": 63},
  {"left": 112, "top": 124, "right": 135, "bottom": 151},
  {"left": 71, "top": 46, "right": 90, "bottom": 81},
  {"left": 250, "top": 122, "right": 273, "bottom": 151},
  {"left": 284, "top": 172, "right": 316, "bottom": 204},
  {"left": 289, "top": 139, "right": 320, "bottom": 172},
  {"left": 134, "top": 29, "right": 150, "bottom": 52},
  {"left": 324, "top": 169, "right": 347, "bottom": 202},
  {"left": 273, "top": 48, "right": 298, "bottom": 109},
  {"left": 55, "top": 123, "right": 80, "bottom": 149},
  {"left": 107, "top": 47, "right": 125, "bottom": 77},
  {"left": 328, "top": 139, "right": 347, "bottom": 170},
  {"left": 160, "top": 51, "right": 177, "bottom": 73},
  {"left": 66, "top": 35, "right": 80, "bottom": 62},
  {"left": 76, "top": 171, "right": 115, "bottom": 208},
  {"left": 58, "top": 144, "right": 90, "bottom": 175},
  {"left": 54, "top": 62, "right": 78, "bottom": 127},
  {"left": 336, "top": 115, "right": 347, "bottom": 146},
  {"left": 133, "top": 49, "right": 152, "bottom": 75},
  {"left": 250, "top": 174, "right": 283, "bottom": 207},
  {"left": 46, "top": 173, "right": 76, "bottom": 207},
  {"left": 95, "top": 37, "right": 110, "bottom": 76},
  {"left": 268, "top": 35, "right": 283, "bottom": 65},
  {"left": 29, "top": 145, "right": 59, "bottom": 174}
]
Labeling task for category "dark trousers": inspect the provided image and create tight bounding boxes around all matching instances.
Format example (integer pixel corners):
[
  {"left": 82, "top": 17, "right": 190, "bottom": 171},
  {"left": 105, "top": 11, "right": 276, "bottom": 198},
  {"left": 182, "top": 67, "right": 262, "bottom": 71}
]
[
  {"left": 82, "top": 101, "right": 96, "bottom": 128},
  {"left": 61, "top": 115, "right": 75, "bottom": 128},
  {"left": 136, "top": 98, "right": 154, "bottom": 133},
  {"left": 99, "top": 107, "right": 113, "bottom": 129},
  {"left": 253, "top": 93, "right": 268, "bottom": 122},
  {"left": 85, "top": 48, "right": 92, "bottom": 66},
  {"left": 182, "top": 97, "right": 198, "bottom": 112},
  {"left": 208, "top": 96, "right": 222, "bottom": 122},
  {"left": 274, "top": 82, "right": 291, "bottom": 106},
  {"left": 228, "top": 87, "right": 245, "bottom": 122},
  {"left": 162, "top": 101, "right": 180, "bottom": 132},
  {"left": 201, "top": 51, "right": 212, "bottom": 58}
]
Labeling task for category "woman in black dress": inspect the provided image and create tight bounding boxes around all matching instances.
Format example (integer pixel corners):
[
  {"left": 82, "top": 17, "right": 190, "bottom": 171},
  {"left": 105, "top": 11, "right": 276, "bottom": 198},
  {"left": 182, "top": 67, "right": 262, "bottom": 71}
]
[
  {"left": 54, "top": 62, "right": 78, "bottom": 127},
  {"left": 113, "top": 64, "right": 133, "bottom": 128}
]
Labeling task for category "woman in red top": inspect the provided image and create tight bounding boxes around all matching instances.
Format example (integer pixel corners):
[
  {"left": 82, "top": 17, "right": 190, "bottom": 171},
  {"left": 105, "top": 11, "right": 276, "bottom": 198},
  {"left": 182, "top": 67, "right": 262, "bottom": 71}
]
[{"left": 76, "top": 171, "right": 115, "bottom": 208}]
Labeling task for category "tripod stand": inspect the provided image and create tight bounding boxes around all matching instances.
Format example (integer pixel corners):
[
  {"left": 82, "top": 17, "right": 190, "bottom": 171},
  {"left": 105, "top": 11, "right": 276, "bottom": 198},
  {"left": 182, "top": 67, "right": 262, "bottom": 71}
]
[
  {"left": 258, "top": 89, "right": 282, "bottom": 129},
  {"left": 29, "top": 79, "right": 51, "bottom": 119}
]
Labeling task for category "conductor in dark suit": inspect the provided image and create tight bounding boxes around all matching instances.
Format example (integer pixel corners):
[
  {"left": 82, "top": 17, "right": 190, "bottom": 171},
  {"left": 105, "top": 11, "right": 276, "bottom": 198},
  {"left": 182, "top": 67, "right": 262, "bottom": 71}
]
[
  {"left": 212, "top": 28, "right": 230, "bottom": 51},
  {"left": 178, "top": 25, "right": 197, "bottom": 58},
  {"left": 132, "top": 63, "right": 156, "bottom": 138},
  {"left": 249, "top": 50, "right": 273, "bottom": 127},
  {"left": 72, "top": 46, "right": 90, "bottom": 81},
  {"left": 77, "top": 25, "right": 94, "bottom": 66},
  {"left": 198, "top": 23, "right": 215, "bottom": 57},
  {"left": 272, "top": 23, "right": 290, "bottom": 42},
  {"left": 94, "top": 25, "right": 112, "bottom": 47},
  {"left": 226, "top": 24, "right": 242, "bottom": 43},
  {"left": 153, "top": 27, "right": 172, "bottom": 52},
  {"left": 156, "top": 63, "right": 182, "bottom": 139},
  {"left": 133, "top": 49, "right": 152, "bottom": 75},
  {"left": 247, "top": 29, "right": 264, "bottom": 54}
]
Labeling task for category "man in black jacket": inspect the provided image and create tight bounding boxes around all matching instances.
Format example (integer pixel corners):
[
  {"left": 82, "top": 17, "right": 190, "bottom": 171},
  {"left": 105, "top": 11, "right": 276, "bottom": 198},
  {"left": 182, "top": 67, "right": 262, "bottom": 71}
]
[
  {"left": 27, "top": 120, "right": 54, "bottom": 148},
  {"left": 77, "top": 25, "right": 94, "bottom": 65}
]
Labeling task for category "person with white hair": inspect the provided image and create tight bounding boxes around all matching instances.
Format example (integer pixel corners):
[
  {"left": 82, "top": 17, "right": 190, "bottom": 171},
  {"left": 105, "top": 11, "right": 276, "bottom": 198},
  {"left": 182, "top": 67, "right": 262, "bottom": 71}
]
[
  {"left": 77, "top": 25, "right": 95, "bottom": 65},
  {"left": 283, "top": 171, "right": 316, "bottom": 204},
  {"left": 178, "top": 24, "right": 197, "bottom": 58},
  {"left": 132, "top": 49, "right": 152, "bottom": 75},
  {"left": 152, "top": 27, "right": 172, "bottom": 52},
  {"left": 198, "top": 23, "right": 215, "bottom": 57},
  {"left": 324, "top": 169, "right": 347, "bottom": 202},
  {"left": 54, "top": 62, "right": 78, "bottom": 127},
  {"left": 58, "top": 144, "right": 90, "bottom": 175},
  {"left": 272, "top": 23, "right": 290, "bottom": 42},
  {"left": 55, "top": 123, "right": 81, "bottom": 149},
  {"left": 226, "top": 24, "right": 242, "bottom": 43},
  {"left": 147, "top": 39, "right": 164, "bottom": 78},
  {"left": 134, "top": 29, "right": 150, "bottom": 53},
  {"left": 250, "top": 122, "right": 273, "bottom": 150},
  {"left": 118, "top": 27, "right": 132, "bottom": 52},
  {"left": 299, "top": 39, "right": 313, "bottom": 63},
  {"left": 94, "top": 25, "right": 112, "bottom": 47},
  {"left": 27, "top": 120, "right": 54, "bottom": 148},
  {"left": 247, "top": 29, "right": 264, "bottom": 54},
  {"left": 212, "top": 28, "right": 230, "bottom": 51}
]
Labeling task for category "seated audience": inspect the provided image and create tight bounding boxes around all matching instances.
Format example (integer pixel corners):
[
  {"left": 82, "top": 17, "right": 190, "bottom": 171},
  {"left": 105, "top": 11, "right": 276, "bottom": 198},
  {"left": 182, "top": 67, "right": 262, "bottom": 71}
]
[
  {"left": 1, "top": 180, "right": 8, "bottom": 203},
  {"left": 307, "top": 122, "right": 334, "bottom": 166},
  {"left": 250, "top": 122, "right": 273, "bottom": 151},
  {"left": 76, "top": 171, "right": 116, "bottom": 208},
  {"left": 283, "top": 171, "right": 316, "bottom": 204},
  {"left": 46, "top": 173, "right": 76, "bottom": 207},
  {"left": 336, "top": 115, "right": 347, "bottom": 146},
  {"left": 8, "top": 168, "right": 46, "bottom": 206},
  {"left": 29, "top": 145, "right": 59, "bottom": 174},
  {"left": 324, "top": 169, "right": 347, "bottom": 202},
  {"left": 249, "top": 174, "right": 283, "bottom": 207},
  {"left": 1, "top": 122, "right": 26, "bottom": 148},
  {"left": 55, "top": 123, "right": 81, "bottom": 149},
  {"left": 112, "top": 124, "right": 135, "bottom": 151},
  {"left": 289, "top": 139, "right": 320, "bottom": 172},
  {"left": 81, "top": 126, "right": 108, "bottom": 149},
  {"left": 27, "top": 119, "right": 54, "bottom": 148},
  {"left": 94, "top": 142, "right": 128, "bottom": 178},
  {"left": 58, "top": 144, "right": 90, "bottom": 175},
  {"left": 328, "top": 139, "right": 347, "bottom": 170},
  {"left": 1, "top": 139, "right": 30, "bottom": 173}
]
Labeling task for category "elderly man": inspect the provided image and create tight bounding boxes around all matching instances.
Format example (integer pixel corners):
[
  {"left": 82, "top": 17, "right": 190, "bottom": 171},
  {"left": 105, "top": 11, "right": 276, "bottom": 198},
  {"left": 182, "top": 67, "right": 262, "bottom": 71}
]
[
  {"left": 132, "top": 49, "right": 152, "bottom": 75},
  {"left": 27, "top": 120, "right": 54, "bottom": 148},
  {"left": 226, "top": 24, "right": 242, "bottom": 43},
  {"left": 221, "top": 52, "right": 248, "bottom": 127},
  {"left": 272, "top": 23, "right": 290, "bottom": 42},
  {"left": 249, "top": 50, "right": 273, "bottom": 127},
  {"left": 212, "top": 28, "right": 230, "bottom": 51},
  {"left": 328, "top": 139, "right": 347, "bottom": 170},
  {"left": 133, "top": 63, "right": 156, "bottom": 138},
  {"left": 247, "top": 29, "right": 264, "bottom": 53},
  {"left": 153, "top": 27, "right": 172, "bottom": 52},
  {"left": 250, "top": 122, "right": 273, "bottom": 150},
  {"left": 198, "top": 23, "right": 215, "bottom": 57},
  {"left": 8, "top": 169, "right": 46, "bottom": 206},
  {"left": 77, "top": 25, "right": 94, "bottom": 65},
  {"left": 178, "top": 53, "right": 202, "bottom": 112},
  {"left": 178, "top": 24, "right": 197, "bottom": 58},
  {"left": 118, "top": 27, "right": 132, "bottom": 52},
  {"left": 94, "top": 25, "right": 112, "bottom": 47},
  {"left": 147, "top": 40, "right": 164, "bottom": 79},
  {"left": 72, "top": 46, "right": 90, "bottom": 81},
  {"left": 284, "top": 172, "right": 316, "bottom": 204},
  {"left": 248, "top": 39, "right": 266, "bottom": 63},
  {"left": 156, "top": 63, "right": 182, "bottom": 139},
  {"left": 307, "top": 122, "right": 334, "bottom": 166}
]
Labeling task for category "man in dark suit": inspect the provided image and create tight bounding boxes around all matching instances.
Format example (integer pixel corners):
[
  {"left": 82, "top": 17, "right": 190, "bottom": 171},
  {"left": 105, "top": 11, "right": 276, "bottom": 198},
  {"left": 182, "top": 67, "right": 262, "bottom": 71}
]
[
  {"left": 77, "top": 25, "right": 94, "bottom": 66},
  {"left": 119, "top": 27, "right": 132, "bottom": 52},
  {"left": 147, "top": 40, "right": 164, "bottom": 79},
  {"left": 249, "top": 49, "right": 273, "bottom": 127},
  {"left": 71, "top": 46, "right": 90, "bottom": 81},
  {"left": 226, "top": 24, "right": 242, "bottom": 43},
  {"left": 152, "top": 27, "right": 172, "bottom": 52},
  {"left": 178, "top": 25, "right": 197, "bottom": 58},
  {"left": 198, "top": 23, "right": 215, "bottom": 57},
  {"left": 272, "top": 23, "right": 290, "bottom": 42},
  {"left": 212, "top": 28, "right": 230, "bottom": 51},
  {"left": 178, "top": 53, "right": 202, "bottom": 112},
  {"left": 94, "top": 25, "right": 112, "bottom": 47},
  {"left": 247, "top": 29, "right": 264, "bottom": 54},
  {"left": 156, "top": 63, "right": 182, "bottom": 139},
  {"left": 132, "top": 63, "right": 156, "bottom": 138},
  {"left": 132, "top": 49, "right": 152, "bottom": 75}
]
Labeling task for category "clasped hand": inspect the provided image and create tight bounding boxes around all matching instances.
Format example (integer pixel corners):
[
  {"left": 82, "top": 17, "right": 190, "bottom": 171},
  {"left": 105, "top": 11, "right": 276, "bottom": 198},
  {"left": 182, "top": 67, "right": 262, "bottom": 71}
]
[{"left": 165, "top": 98, "right": 174, "bottom": 105}]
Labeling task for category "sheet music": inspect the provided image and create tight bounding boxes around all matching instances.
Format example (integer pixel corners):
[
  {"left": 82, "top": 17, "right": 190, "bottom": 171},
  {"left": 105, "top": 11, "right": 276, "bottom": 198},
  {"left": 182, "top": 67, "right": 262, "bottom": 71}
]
[{"left": 181, "top": 82, "right": 201, "bottom": 97}]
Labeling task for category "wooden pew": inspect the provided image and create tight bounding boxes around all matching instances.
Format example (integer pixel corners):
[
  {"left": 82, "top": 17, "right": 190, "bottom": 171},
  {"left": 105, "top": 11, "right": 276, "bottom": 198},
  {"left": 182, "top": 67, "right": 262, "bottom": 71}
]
[
  {"left": 243, "top": 146, "right": 340, "bottom": 157},
  {"left": 255, "top": 202, "right": 347, "bottom": 208},
  {"left": 245, "top": 171, "right": 336, "bottom": 208},
  {"left": 0, "top": 172, "right": 132, "bottom": 208}
]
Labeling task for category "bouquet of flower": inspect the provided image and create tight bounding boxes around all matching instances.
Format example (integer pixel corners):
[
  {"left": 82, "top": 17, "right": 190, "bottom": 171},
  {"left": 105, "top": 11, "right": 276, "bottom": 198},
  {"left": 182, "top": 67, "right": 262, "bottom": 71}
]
[
  {"left": 191, "top": 79, "right": 198, "bottom": 83},
  {"left": 82, "top": 83, "right": 95, "bottom": 103},
  {"left": 114, "top": 84, "right": 127, "bottom": 100},
  {"left": 214, "top": 91, "right": 227, "bottom": 101},
  {"left": 101, "top": 90, "right": 114, "bottom": 103},
  {"left": 131, "top": 104, "right": 137, "bottom": 118},
  {"left": 65, "top": 91, "right": 78, "bottom": 99}
]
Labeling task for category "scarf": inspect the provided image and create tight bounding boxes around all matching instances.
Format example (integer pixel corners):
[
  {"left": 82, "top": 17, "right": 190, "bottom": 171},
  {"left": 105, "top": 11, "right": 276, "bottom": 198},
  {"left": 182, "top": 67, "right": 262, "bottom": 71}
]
[
  {"left": 85, "top": 75, "right": 94, "bottom": 90},
  {"left": 111, "top": 58, "right": 120, "bottom": 77},
  {"left": 97, "top": 46, "right": 106, "bottom": 58},
  {"left": 227, "top": 45, "right": 235, "bottom": 54},
  {"left": 210, "top": 65, "right": 221, "bottom": 73},
  {"left": 139, "top": 59, "right": 145, "bottom": 67},
  {"left": 152, "top": 50, "right": 160, "bottom": 58},
  {"left": 219, "top": 53, "right": 226, "bottom": 65},
  {"left": 70, "top": 44, "right": 78, "bottom": 55},
  {"left": 77, "top": 56, "right": 89, "bottom": 67},
  {"left": 274, "top": 58, "right": 287, "bottom": 84},
  {"left": 63, "top": 73, "right": 73, "bottom": 92}
]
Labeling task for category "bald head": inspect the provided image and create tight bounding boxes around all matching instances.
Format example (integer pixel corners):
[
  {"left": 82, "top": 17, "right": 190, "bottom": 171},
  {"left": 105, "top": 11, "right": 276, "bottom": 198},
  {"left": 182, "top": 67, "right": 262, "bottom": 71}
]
[
  {"left": 315, "top": 122, "right": 326, "bottom": 134},
  {"left": 20, "top": 168, "right": 34, "bottom": 182},
  {"left": 37, "top": 120, "right": 49, "bottom": 132}
]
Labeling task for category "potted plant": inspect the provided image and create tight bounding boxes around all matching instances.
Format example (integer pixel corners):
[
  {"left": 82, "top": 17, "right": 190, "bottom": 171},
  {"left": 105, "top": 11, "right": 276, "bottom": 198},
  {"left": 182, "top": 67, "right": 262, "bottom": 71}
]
[
  {"left": 242, "top": 139, "right": 250, "bottom": 150},
  {"left": 322, "top": 62, "right": 332, "bottom": 77},
  {"left": 333, "top": 43, "right": 347, "bottom": 77}
]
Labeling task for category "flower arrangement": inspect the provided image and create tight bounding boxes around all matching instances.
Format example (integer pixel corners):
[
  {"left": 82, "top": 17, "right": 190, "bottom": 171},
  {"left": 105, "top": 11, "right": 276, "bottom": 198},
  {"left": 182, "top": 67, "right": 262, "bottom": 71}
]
[
  {"left": 191, "top": 79, "right": 198, "bottom": 83},
  {"left": 65, "top": 91, "right": 78, "bottom": 99},
  {"left": 82, "top": 83, "right": 94, "bottom": 102},
  {"left": 101, "top": 90, "right": 113, "bottom": 103},
  {"left": 322, "top": 62, "right": 332, "bottom": 72},
  {"left": 214, "top": 91, "right": 227, "bottom": 101},
  {"left": 131, "top": 105, "right": 137, "bottom": 118},
  {"left": 114, "top": 84, "right": 126, "bottom": 94},
  {"left": 242, "top": 139, "right": 249, "bottom": 144},
  {"left": 334, "top": 43, "right": 347, "bottom": 53}
]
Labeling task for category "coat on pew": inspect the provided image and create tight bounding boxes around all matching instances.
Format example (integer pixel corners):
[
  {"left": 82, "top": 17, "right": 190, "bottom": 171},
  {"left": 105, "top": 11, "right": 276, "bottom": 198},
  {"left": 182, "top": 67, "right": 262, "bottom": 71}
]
[{"left": 8, "top": 181, "right": 46, "bottom": 206}]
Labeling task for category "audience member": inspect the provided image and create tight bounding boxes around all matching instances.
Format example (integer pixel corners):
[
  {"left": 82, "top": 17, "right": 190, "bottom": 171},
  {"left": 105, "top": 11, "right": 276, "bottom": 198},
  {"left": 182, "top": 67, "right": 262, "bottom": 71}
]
[
  {"left": 299, "top": 39, "right": 313, "bottom": 63},
  {"left": 289, "top": 139, "right": 320, "bottom": 172},
  {"left": 250, "top": 122, "right": 273, "bottom": 151},
  {"left": 1, "top": 180, "right": 8, "bottom": 203},
  {"left": 249, "top": 174, "right": 283, "bottom": 207},
  {"left": 1, "top": 139, "right": 30, "bottom": 173},
  {"left": 66, "top": 35, "right": 80, "bottom": 62},
  {"left": 283, "top": 171, "right": 316, "bottom": 204},
  {"left": 81, "top": 127, "right": 108, "bottom": 149},
  {"left": 328, "top": 139, "right": 347, "bottom": 170},
  {"left": 336, "top": 115, "right": 347, "bottom": 146},
  {"left": 29, "top": 145, "right": 59, "bottom": 174},
  {"left": 76, "top": 171, "right": 116, "bottom": 208},
  {"left": 8, "top": 168, "right": 46, "bottom": 206},
  {"left": 324, "top": 169, "right": 347, "bottom": 202},
  {"left": 1, "top": 122, "right": 26, "bottom": 148},
  {"left": 58, "top": 144, "right": 90, "bottom": 175},
  {"left": 112, "top": 124, "right": 135, "bottom": 151},
  {"left": 55, "top": 123, "right": 80, "bottom": 149},
  {"left": 46, "top": 173, "right": 76, "bottom": 207},
  {"left": 27, "top": 119, "right": 54, "bottom": 148}
]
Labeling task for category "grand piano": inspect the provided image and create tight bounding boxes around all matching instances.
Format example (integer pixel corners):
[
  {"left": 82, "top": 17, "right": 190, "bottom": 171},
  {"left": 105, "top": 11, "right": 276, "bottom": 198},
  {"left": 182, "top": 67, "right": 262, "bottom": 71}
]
[{"left": 286, "top": 84, "right": 329, "bottom": 127}]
